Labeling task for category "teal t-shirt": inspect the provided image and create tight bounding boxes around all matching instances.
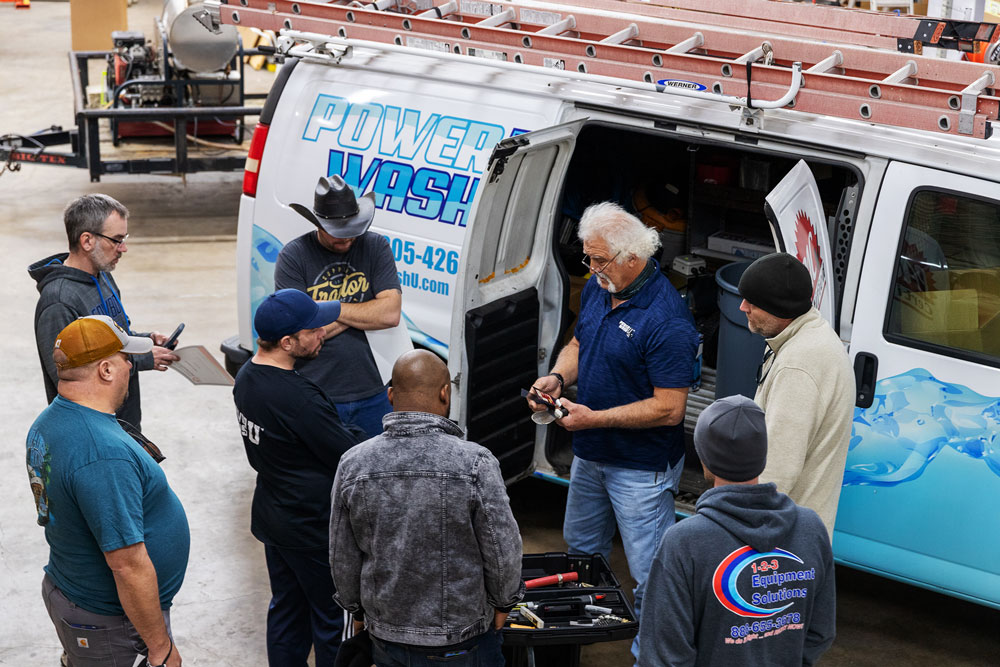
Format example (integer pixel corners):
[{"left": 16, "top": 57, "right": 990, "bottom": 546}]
[{"left": 26, "top": 396, "right": 190, "bottom": 615}]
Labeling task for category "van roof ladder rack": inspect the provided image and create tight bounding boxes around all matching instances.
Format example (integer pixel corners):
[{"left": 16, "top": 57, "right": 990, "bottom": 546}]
[{"left": 208, "top": 0, "right": 1000, "bottom": 138}]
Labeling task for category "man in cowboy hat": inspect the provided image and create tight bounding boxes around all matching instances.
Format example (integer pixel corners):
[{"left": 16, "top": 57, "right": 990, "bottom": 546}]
[{"left": 275, "top": 175, "right": 402, "bottom": 437}]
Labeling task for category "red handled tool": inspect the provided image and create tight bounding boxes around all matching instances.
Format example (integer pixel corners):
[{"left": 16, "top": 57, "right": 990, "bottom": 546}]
[{"left": 524, "top": 571, "right": 579, "bottom": 589}]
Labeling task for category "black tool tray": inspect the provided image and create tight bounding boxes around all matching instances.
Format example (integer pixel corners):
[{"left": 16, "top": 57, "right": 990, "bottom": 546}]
[{"left": 503, "top": 552, "right": 639, "bottom": 647}]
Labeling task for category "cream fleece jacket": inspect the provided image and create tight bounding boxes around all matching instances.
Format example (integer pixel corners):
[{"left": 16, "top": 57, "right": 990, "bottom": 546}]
[{"left": 754, "top": 307, "right": 855, "bottom": 536}]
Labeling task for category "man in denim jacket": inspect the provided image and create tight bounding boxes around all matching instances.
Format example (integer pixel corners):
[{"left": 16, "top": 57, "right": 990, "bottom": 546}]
[{"left": 330, "top": 350, "right": 525, "bottom": 666}]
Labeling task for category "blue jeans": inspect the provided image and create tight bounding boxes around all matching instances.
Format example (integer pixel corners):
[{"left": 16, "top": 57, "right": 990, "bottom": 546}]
[
  {"left": 371, "top": 628, "right": 504, "bottom": 667},
  {"left": 563, "top": 455, "right": 683, "bottom": 661},
  {"left": 264, "top": 545, "right": 344, "bottom": 667},
  {"left": 335, "top": 389, "right": 392, "bottom": 439}
]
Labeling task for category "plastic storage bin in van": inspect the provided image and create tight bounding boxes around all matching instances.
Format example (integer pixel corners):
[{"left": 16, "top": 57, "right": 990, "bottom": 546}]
[
  {"left": 715, "top": 261, "right": 767, "bottom": 399},
  {"left": 502, "top": 552, "right": 638, "bottom": 667}
]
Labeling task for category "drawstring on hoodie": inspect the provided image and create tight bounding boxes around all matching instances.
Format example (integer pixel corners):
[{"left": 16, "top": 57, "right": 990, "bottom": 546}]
[{"left": 91, "top": 274, "right": 132, "bottom": 333}]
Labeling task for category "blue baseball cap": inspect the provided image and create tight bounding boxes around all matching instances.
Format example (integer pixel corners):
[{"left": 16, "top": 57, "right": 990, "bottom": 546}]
[{"left": 254, "top": 289, "right": 341, "bottom": 341}]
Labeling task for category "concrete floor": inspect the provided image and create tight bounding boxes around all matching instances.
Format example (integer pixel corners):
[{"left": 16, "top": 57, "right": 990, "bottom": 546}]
[{"left": 2, "top": 2, "right": 1000, "bottom": 666}]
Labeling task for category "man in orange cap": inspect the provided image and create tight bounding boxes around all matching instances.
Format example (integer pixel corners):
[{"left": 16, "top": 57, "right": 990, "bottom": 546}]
[{"left": 26, "top": 315, "right": 189, "bottom": 667}]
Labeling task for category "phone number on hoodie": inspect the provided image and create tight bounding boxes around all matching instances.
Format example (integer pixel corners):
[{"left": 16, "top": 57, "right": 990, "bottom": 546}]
[{"left": 731, "top": 612, "right": 801, "bottom": 638}]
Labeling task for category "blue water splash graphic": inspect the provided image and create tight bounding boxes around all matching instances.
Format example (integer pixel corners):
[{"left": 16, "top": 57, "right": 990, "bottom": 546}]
[
  {"left": 251, "top": 225, "right": 283, "bottom": 344},
  {"left": 846, "top": 369, "right": 1000, "bottom": 486}
]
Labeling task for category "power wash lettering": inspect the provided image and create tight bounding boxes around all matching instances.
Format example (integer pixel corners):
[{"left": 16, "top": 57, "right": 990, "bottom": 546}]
[{"left": 302, "top": 95, "right": 507, "bottom": 227}]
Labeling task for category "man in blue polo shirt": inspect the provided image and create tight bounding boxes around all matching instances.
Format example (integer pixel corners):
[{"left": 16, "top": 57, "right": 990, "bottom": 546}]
[{"left": 528, "top": 201, "right": 699, "bottom": 660}]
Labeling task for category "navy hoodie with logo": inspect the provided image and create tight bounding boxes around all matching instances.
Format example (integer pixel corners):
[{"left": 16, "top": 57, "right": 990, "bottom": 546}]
[
  {"left": 29, "top": 253, "right": 153, "bottom": 428},
  {"left": 638, "top": 483, "right": 835, "bottom": 667}
]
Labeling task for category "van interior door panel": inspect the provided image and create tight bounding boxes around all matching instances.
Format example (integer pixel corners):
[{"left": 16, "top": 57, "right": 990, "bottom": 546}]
[{"left": 464, "top": 289, "right": 540, "bottom": 480}]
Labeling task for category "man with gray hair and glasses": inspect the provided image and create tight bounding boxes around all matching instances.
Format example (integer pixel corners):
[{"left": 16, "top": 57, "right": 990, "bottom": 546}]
[
  {"left": 527, "top": 200, "right": 699, "bottom": 661},
  {"left": 29, "top": 194, "right": 179, "bottom": 430}
]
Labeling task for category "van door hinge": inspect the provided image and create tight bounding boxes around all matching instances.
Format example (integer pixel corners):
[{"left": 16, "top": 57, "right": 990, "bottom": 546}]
[
  {"left": 487, "top": 135, "right": 530, "bottom": 183},
  {"left": 537, "top": 347, "right": 547, "bottom": 361},
  {"left": 451, "top": 372, "right": 461, "bottom": 390}
]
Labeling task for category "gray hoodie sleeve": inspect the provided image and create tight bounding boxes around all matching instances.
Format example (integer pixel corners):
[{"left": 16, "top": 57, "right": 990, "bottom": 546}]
[
  {"left": 471, "top": 451, "right": 525, "bottom": 611},
  {"left": 330, "top": 464, "right": 364, "bottom": 617},
  {"left": 36, "top": 301, "right": 80, "bottom": 393},
  {"left": 132, "top": 347, "right": 155, "bottom": 372},
  {"left": 802, "top": 539, "right": 837, "bottom": 666},
  {"left": 638, "top": 538, "right": 697, "bottom": 667}
]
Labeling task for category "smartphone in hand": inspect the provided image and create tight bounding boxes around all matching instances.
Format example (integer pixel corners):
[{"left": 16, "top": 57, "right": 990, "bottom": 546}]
[{"left": 162, "top": 323, "right": 185, "bottom": 350}]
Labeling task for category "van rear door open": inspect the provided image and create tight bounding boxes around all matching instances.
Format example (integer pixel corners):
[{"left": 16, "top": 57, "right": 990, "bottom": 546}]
[
  {"left": 838, "top": 161, "right": 1000, "bottom": 607},
  {"left": 765, "top": 159, "right": 837, "bottom": 326},
  {"left": 449, "top": 119, "right": 585, "bottom": 482}
]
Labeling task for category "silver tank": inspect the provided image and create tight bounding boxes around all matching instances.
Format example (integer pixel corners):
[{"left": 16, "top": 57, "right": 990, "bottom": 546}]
[{"left": 162, "top": 0, "right": 240, "bottom": 73}]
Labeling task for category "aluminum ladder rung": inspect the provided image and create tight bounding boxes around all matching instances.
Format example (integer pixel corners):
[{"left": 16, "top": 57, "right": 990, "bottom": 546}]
[{"left": 217, "top": 0, "right": 1000, "bottom": 138}]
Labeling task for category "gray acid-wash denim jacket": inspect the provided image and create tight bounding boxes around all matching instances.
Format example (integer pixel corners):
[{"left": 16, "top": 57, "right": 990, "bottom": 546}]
[{"left": 330, "top": 411, "right": 525, "bottom": 647}]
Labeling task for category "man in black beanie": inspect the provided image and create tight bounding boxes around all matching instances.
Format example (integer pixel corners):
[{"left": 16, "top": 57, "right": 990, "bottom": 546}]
[
  {"left": 638, "top": 396, "right": 836, "bottom": 667},
  {"left": 737, "top": 253, "right": 854, "bottom": 536}
]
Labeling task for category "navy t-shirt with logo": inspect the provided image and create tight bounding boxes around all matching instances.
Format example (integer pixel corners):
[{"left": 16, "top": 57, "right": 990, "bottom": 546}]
[
  {"left": 573, "top": 266, "right": 699, "bottom": 471},
  {"left": 233, "top": 361, "right": 362, "bottom": 549},
  {"left": 274, "top": 231, "right": 401, "bottom": 402}
]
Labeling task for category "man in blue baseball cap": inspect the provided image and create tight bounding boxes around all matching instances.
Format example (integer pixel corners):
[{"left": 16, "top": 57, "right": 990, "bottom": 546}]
[{"left": 233, "top": 288, "right": 365, "bottom": 667}]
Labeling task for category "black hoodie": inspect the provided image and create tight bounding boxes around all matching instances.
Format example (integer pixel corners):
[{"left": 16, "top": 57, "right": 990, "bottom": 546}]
[
  {"left": 638, "top": 483, "right": 835, "bottom": 667},
  {"left": 29, "top": 253, "right": 153, "bottom": 429}
]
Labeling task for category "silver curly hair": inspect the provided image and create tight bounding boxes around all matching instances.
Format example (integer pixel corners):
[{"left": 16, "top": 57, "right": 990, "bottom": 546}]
[{"left": 577, "top": 201, "right": 660, "bottom": 262}]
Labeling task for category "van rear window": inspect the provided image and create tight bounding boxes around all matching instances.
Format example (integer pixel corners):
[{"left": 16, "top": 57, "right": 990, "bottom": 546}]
[{"left": 886, "top": 189, "right": 1000, "bottom": 363}]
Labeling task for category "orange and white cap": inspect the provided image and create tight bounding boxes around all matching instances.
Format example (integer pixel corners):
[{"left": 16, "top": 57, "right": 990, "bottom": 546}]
[{"left": 54, "top": 315, "right": 152, "bottom": 370}]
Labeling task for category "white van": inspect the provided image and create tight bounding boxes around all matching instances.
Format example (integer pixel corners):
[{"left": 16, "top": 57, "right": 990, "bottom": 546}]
[{"left": 221, "top": 34, "right": 1000, "bottom": 610}]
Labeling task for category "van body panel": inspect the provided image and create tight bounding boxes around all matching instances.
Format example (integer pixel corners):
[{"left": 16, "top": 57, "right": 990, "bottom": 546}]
[
  {"left": 838, "top": 161, "right": 1000, "bottom": 607},
  {"left": 234, "top": 48, "right": 1000, "bottom": 609},
  {"left": 237, "top": 56, "right": 563, "bottom": 353}
]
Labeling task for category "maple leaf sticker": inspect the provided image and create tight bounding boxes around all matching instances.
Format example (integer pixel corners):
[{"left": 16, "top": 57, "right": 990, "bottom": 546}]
[{"left": 793, "top": 210, "right": 826, "bottom": 310}]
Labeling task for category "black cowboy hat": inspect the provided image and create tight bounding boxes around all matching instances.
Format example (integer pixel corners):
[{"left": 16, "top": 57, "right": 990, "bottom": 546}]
[{"left": 289, "top": 175, "right": 376, "bottom": 239}]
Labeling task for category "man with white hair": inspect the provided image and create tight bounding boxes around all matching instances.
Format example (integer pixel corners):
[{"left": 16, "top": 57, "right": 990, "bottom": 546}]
[{"left": 528, "top": 201, "right": 699, "bottom": 660}]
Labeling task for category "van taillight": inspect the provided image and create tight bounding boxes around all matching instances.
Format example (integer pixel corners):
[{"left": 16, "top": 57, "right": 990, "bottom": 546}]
[{"left": 243, "top": 123, "right": 270, "bottom": 197}]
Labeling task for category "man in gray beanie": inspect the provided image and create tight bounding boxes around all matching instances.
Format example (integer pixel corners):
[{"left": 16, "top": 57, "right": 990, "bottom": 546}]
[
  {"left": 638, "top": 396, "right": 836, "bottom": 667},
  {"left": 737, "top": 253, "right": 854, "bottom": 536}
]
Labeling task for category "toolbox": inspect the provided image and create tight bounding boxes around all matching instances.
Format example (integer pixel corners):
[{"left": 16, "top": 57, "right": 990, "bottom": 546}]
[{"left": 502, "top": 553, "right": 638, "bottom": 666}]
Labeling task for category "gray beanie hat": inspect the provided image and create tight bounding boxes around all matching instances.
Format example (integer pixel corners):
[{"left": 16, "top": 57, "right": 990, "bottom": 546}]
[
  {"left": 738, "top": 252, "right": 813, "bottom": 319},
  {"left": 694, "top": 395, "right": 768, "bottom": 482}
]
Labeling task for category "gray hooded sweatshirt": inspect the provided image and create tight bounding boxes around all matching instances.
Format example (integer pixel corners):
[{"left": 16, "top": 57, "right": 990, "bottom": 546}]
[
  {"left": 29, "top": 253, "right": 153, "bottom": 428},
  {"left": 638, "top": 483, "right": 836, "bottom": 667}
]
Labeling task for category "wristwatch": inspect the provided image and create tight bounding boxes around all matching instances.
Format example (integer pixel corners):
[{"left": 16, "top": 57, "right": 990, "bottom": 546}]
[{"left": 548, "top": 372, "right": 565, "bottom": 389}]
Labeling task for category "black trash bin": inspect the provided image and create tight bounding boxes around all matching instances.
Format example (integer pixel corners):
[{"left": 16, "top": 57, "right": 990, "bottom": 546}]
[{"left": 714, "top": 261, "right": 767, "bottom": 400}]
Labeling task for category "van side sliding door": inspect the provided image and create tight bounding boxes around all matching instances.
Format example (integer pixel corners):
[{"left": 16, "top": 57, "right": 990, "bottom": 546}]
[
  {"left": 448, "top": 120, "right": 585, "bottom": 483},
  {"left": 840, "top": 161, "right": 1000, "bottom": 608}
]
